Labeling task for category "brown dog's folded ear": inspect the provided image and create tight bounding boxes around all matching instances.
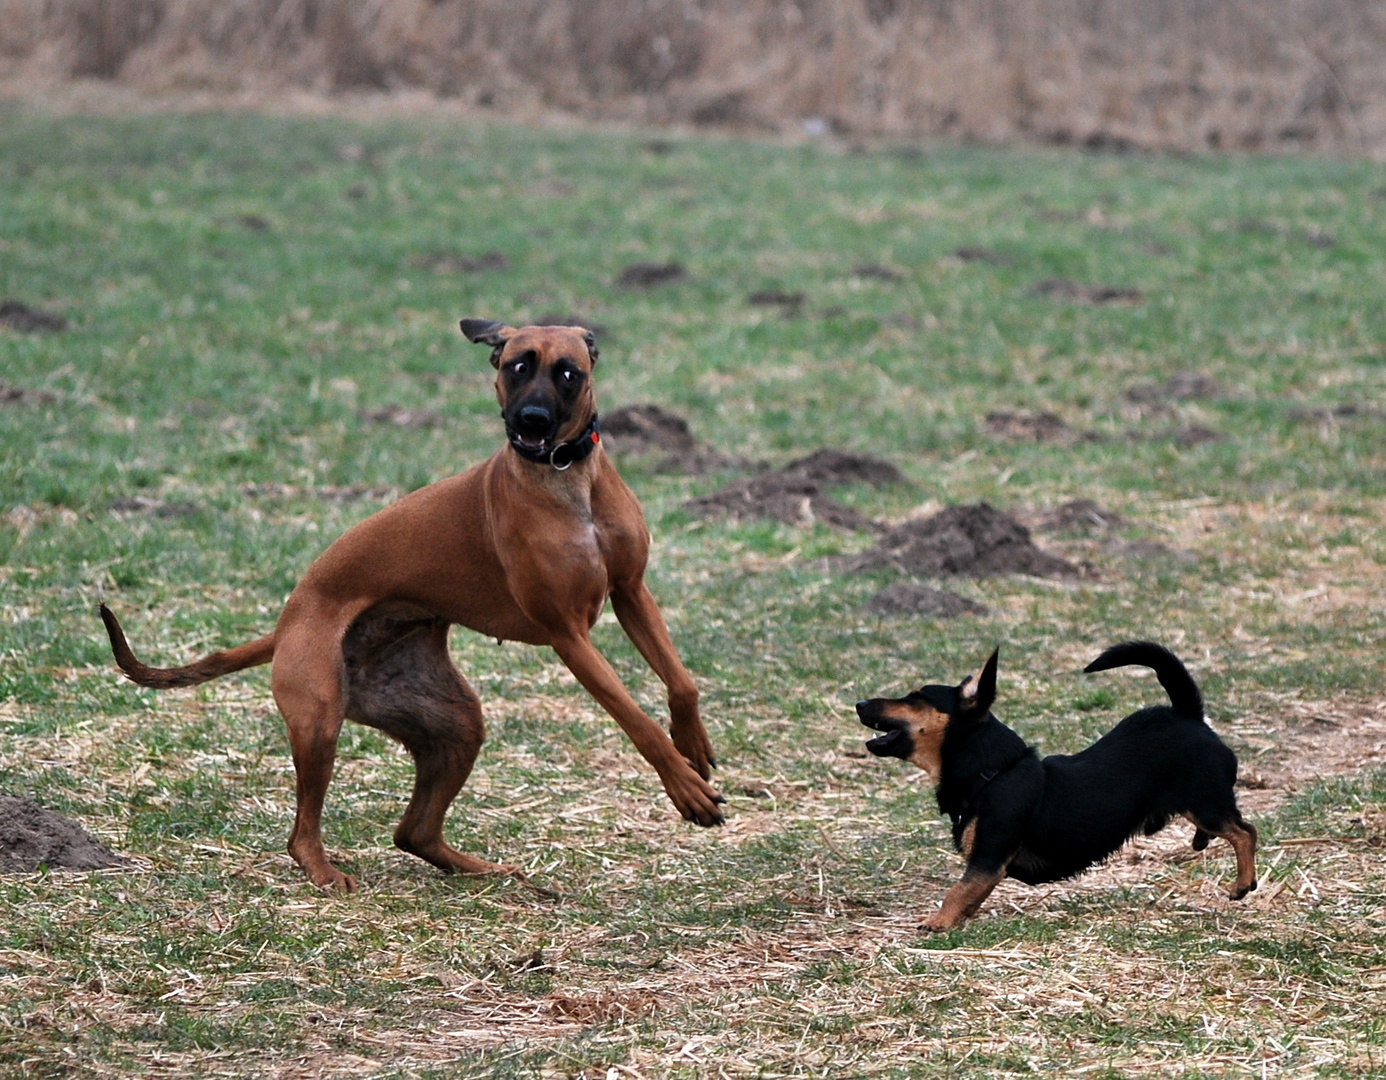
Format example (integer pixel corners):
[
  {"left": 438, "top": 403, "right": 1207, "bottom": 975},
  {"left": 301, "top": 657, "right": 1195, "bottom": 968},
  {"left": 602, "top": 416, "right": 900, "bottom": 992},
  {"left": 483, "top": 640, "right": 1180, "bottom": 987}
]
[
  {"left": 459, "top": 319, "right": 515, "bottom": 368},
  {"left": 959, "top": 647, "right": 999, "bottom": 717},
  {"left": 583, "top": 328, "right": 598, "bottom": 364}
]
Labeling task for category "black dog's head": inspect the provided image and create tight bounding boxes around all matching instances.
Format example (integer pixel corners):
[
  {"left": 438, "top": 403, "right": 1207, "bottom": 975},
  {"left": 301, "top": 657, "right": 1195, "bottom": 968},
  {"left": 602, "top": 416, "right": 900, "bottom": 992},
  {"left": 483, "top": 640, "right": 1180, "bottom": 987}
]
[
  {"left": 460, "top": 319, "right": 600, "bottom": 461},
  {"left": 856, "top": 649, "right": 998, "bottom": 780}
]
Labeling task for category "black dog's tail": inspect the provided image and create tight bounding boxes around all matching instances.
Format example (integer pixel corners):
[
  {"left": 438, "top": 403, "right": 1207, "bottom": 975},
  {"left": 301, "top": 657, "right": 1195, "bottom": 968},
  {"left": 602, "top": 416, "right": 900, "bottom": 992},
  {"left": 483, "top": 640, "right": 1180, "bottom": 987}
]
[{"left": 1083, "top": 641, "right": 1204, "bottom": 718}]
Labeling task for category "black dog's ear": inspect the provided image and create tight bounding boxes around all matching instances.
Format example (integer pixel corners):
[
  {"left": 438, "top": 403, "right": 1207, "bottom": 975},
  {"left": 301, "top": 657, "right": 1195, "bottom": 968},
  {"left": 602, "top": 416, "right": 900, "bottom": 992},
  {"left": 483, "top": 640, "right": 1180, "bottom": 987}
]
[
  {"left": 958, "top": 647, "right": 999, "bottom": 717},
  {"left": 459, "top": 318, "right": 514, "bottom": 368},
  {"left": 582, "top": 328, "right": 598, "bottom": 364}
]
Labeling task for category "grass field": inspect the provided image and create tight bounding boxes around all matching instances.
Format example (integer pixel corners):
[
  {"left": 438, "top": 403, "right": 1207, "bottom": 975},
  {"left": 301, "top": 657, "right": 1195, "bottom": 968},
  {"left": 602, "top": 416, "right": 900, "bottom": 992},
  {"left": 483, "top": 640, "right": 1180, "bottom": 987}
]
[{"left": 2, "top": 106, "right": 1386, "bottom": 1077}]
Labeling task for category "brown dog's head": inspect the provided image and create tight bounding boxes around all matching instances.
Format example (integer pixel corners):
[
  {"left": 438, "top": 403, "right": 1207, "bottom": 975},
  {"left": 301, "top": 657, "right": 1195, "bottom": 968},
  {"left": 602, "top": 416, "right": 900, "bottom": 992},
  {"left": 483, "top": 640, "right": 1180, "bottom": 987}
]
[
  {"left": 460, "top": 319, "right": 600, "bottom": 462},
  {"left": 855, "top": 649, "right": 999, "bottom": 780}
]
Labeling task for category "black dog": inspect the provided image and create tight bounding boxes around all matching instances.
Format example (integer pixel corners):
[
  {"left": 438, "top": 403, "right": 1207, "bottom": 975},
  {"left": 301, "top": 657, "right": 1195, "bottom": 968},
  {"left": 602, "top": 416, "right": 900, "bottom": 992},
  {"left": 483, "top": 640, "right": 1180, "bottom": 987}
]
[{"left": 857, "top": 642, "right": 1258, "bottom": 931}]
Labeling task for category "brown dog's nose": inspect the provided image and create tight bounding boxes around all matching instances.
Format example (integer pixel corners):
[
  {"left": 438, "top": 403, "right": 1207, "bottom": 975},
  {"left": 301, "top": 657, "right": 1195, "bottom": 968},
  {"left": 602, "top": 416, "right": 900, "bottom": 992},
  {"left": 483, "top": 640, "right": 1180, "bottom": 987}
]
[{"left": 516, "top": 404, "right": 552, "bottom": 434}]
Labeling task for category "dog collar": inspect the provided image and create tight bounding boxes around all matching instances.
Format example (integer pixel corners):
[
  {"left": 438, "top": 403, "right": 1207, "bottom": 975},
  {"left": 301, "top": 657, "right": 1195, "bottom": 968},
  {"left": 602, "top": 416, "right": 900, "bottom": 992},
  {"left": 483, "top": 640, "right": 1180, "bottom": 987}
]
[
  {"left": 509, "top": 415, "right": 601, "bottom": 471},
  {"left": 950, "top": 768, "right": 1000, "bottom": 829}
]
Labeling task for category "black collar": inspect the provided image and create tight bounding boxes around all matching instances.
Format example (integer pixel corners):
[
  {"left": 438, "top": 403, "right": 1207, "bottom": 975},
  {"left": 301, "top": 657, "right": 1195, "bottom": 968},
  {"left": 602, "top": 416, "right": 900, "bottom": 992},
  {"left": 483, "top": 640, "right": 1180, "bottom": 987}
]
[
  {"left": 949, "top": 767, "right": 1002, "bottom": 828},
  {"left": 509, "top": 414, "right": 601, "bottom": 470}
]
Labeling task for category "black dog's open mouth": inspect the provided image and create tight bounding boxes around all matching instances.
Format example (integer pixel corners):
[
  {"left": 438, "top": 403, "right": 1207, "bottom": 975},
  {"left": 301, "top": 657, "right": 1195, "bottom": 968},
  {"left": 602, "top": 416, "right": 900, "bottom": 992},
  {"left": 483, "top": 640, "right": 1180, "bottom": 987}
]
[{"left": 856, "top": 703, "right": 912, "bottom": 759}]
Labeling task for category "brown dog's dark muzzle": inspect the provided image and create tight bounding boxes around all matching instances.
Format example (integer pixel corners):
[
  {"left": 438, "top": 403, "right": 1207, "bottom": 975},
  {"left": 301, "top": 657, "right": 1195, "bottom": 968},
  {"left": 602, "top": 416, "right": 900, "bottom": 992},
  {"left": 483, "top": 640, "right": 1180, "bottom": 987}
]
[{"left": 857, "top": 700, "right": 914, "bottom": 759}]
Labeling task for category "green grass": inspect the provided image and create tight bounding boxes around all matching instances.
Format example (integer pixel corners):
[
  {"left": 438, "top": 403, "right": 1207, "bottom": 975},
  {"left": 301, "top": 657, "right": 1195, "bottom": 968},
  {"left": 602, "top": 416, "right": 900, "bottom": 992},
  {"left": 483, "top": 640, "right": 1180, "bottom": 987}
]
[{"left": 2, "top": 105, "right": 1386, "bottom": 1077}]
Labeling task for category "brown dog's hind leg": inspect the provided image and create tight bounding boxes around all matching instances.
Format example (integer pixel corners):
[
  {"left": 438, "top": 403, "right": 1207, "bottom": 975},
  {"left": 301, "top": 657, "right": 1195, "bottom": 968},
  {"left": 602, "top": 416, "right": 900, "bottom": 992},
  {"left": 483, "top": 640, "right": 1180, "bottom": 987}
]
[
  {"left": 271, "top": 619, "right": 357, "bottom": 893},
  {"left": 344, "top": 609, "right": 517, "bottom": 878}
]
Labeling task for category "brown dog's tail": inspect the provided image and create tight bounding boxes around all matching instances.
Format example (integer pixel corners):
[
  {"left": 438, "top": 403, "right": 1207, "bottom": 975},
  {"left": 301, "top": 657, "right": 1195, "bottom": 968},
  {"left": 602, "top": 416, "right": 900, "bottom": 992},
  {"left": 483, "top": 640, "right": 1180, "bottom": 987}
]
[
  {"left": 99, "top": 603, "right": 274, "bottom": 689},
  {"left": 1083, "top": 640, "right": 1204, "bottom": 718}
]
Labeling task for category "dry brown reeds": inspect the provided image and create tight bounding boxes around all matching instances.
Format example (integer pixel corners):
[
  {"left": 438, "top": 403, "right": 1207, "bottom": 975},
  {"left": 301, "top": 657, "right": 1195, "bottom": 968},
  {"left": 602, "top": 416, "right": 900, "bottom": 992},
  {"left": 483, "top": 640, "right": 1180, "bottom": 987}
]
[{"left": 1, "top": 1, "right": 1384, "bottom": 153}]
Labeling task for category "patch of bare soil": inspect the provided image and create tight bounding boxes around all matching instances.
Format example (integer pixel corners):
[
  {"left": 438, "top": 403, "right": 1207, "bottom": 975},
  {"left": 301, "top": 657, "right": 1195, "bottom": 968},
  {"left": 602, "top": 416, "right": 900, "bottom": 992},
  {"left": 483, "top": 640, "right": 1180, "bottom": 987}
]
[
  {"left": 358, "top": 404, "right": 443, "bottom": 429},
  {"left": 865, "top": 582, "right": 989, "bottom": 618},
  {"left": 686, "top": 471, "right": 878, "bottom": 531},
  {"left": 779, "top": 448, "right": 903, "bottom": 487},
  {"left": 615, "top": 262, "right": 686, "bottom": 288},
  {"left": 0, "top": 380, "right": 59, "bottom": 406},
  {"left": 851, "top": 263, "right": 904, "bottom": 282},
  {"left": 1237, "top": 219, "right": 1336, "bottom": 248},
  {"left": 601, "top": 403, "right": 750, "bottom": 474},
  {"left": 0, "top": 299, "right": 67, "bottom": 332},
  {"left": 406, "top": 250, "right": 509, "bottom": 274},
  {"left": 533, "top": 313, "right": 608, "bottom": 339},
  {"left": 953, "top": 246, "right": 1016, "bottom": 267},
  {"left": 1029, "top": 279, "right": 1142, "bottom": 305},
  {"left": 1228, "top": 695, "right": 1386, "bottom": 821},
  {"left": 1286, "top": 403, "right": 1384, "bottom": 424},
  {"left": 685, "top": 447, "right": 902, "bottom": 529},
  {"left": 108, "top": 495, "right": 198, "bottom": 518},
  {"left": 848, "top": 503, "right": 1085, "bottom": 578},
  {"left": 748, "top": 289, "right": 806, "bottom": 317},
  {"left": 1126, "top": 372, "right": 1221, "bottom": 404},
  {"left": 985, "top": 410, "right": 1104, "bottom": 444},
  {"left": 1027, "top": 498, "right": 1193, "bottom": 563},
  {"left": 0, "top": 794, "right": 123, "bottom": 873},
  {"left": 1030, "top": 498, "right": 1130, "bottom": 534},
  {"left": 242, "top": 482, "right": 399, "bottom": 503}
]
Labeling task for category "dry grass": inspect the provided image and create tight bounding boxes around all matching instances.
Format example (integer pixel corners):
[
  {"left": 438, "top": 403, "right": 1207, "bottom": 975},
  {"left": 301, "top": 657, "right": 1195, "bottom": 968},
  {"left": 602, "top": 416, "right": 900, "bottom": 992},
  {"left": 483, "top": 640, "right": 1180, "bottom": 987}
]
[{"left": 2, "top": 0, "right": 1386, "bottom": 155}]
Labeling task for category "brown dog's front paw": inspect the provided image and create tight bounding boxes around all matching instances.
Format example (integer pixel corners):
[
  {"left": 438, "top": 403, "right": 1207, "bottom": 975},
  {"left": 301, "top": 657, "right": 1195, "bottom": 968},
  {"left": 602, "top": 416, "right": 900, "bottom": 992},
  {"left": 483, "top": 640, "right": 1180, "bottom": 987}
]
[
  {"left": 313, "top": 869, "right": 358, "bottom": 894},
  {"left": 671, "top": 724, "right": 716, "bottom": 781},
  {"left": 666, "top": 766, "right": 725, "bottom": 827}
]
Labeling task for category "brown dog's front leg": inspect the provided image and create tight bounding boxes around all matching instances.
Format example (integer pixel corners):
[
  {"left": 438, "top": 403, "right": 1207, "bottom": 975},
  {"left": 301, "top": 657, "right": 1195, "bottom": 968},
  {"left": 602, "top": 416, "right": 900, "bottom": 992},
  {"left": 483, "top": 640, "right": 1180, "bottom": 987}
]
[
  {"left": 611, "top": 583, "right": 715, "bottom": 779},
  {"left": 550, "top": 629, "right": 724, "bottom": 825}
]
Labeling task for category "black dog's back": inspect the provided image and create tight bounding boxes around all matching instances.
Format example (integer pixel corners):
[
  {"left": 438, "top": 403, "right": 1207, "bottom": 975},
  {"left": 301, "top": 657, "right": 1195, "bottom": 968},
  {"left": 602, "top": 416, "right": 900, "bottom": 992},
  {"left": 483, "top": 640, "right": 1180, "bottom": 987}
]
[{"left": 1008, "top": 642, "right": 1241, "bottom": 885}]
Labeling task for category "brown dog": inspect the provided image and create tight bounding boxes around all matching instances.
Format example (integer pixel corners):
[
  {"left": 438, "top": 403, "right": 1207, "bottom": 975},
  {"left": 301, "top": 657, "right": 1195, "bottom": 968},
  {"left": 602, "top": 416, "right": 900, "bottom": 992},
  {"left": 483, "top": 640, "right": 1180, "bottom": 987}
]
[{"left": 101, "top": 320, "right": 723, "bottom": 892}]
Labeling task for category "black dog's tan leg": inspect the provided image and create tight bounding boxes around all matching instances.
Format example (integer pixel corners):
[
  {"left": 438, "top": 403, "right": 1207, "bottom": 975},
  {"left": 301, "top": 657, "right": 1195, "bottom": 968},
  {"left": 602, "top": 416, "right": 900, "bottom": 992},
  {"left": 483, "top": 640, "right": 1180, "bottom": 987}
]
[
  {"left": 549, "top": 627, "right": 724, "bottom": 826},
  {"left": 344, "top": 611, "right": 516, "bottom": 877},
  {"left": 1186, "top": 812, "right": 1258, "bottom": 899},
  {"left": 271, "top": 620, "right": 356, "bottom": 893},
  {"left": 923, "top": 870, "right": 1005, "bottom": 932},
  {"left": 611, "top": 582, "right": 714, "bottom": 779},
  {"left": 1218, "top": 818, "right": 1258, "bottom": 899}
]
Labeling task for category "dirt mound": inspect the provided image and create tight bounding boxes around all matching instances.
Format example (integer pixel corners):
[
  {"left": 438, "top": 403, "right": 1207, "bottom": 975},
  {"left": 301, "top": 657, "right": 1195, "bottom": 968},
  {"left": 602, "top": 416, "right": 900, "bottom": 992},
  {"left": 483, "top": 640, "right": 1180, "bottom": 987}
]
[
  {"left": 358, "top": 404, "right": 443, "bottom": 429},
  {"left": 849, "top": 503, "right": 1083, "bottom": 578},
  {"left": 602, "top": 404, "right": 699, "bottom": 455},
  {"left": 748, "top": 289, "right": 806, "bottom": 317},
  {"left": 1126, "top": 372, "right": 1221, "bottom": 404},
  {"left": 242, "top": 482, "right": 399, "bottom": 503},
  {"left": 0, "top": 381, "right": 59, "bottom": 406},
  {"left": 407, "top": 250, "right": 509, "bottom": 274},
  {"left": 686, "top": 471, "right": 877, "bottom": 532},
  {"left": 780, "top": 448, "right": 903, "bottom": 487},
  {"left": 1028, "top": 499, "right": 1194, "bottom": 563},
  {"left": 0, "top": 795, "right": 124, "bottom": 874},
  {"left": 954, "top": 247, "right": 1016, "bottom": 267},
  {"left": 109, "top": 495, "right": 198, "bottom": 518},
  {"left": 0, "top": 300, "right": 67, "bottom": 333},
  {"left": 616, "top": 262, "right": 686, "bottom": 288},
  {"left": 601, "top": 403, "right": 748, "bottom": 474},
  {"left": 851, "top": 263, "right": 903, "bottom": 282},
  {"left": 865, "top": 583, "right": 989, "bottom": 618},
  {"left": 1030, "top": 279, "right": 1142, "bottom": 306},
  {"left": 1032, "top": 498, "right": 1130, "bottom": 534}
]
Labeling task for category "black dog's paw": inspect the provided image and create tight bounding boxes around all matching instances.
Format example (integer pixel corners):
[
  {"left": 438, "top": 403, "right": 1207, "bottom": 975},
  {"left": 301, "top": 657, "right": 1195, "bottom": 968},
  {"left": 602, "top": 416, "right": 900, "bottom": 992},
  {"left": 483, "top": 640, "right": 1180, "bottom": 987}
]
[{"left": 1230, "top": 879, "right": 1258, "bottom": 901}]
